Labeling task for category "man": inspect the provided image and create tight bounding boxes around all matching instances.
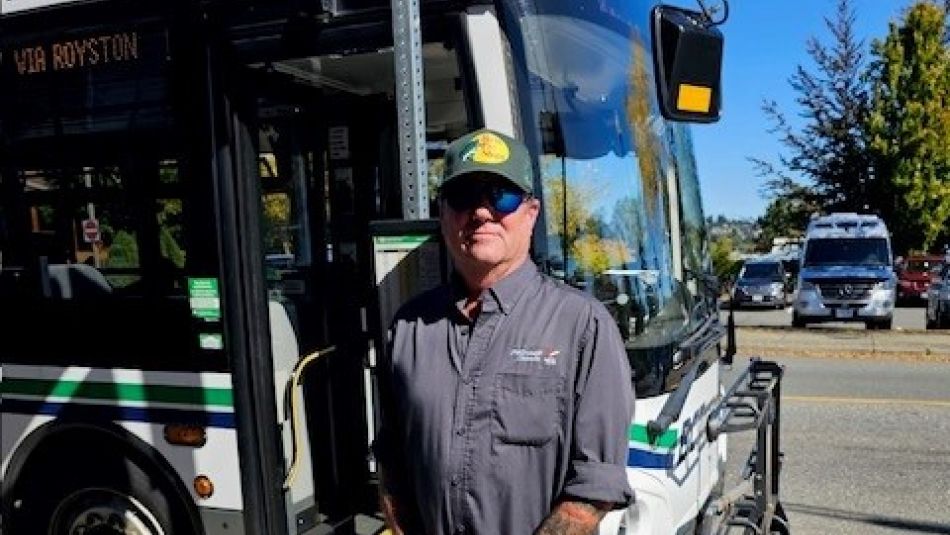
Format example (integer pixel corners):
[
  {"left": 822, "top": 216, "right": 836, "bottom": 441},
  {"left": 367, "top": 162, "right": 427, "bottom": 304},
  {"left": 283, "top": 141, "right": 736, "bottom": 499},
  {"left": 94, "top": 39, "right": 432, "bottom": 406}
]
[{"left": 375, "top": 129, "right": 634, "bottom": 535}]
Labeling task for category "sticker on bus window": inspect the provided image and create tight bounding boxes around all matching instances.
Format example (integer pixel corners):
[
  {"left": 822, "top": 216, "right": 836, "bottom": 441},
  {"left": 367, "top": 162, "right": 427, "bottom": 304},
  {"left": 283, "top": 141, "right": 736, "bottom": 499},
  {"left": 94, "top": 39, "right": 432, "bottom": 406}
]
[
  {"left": 188, "top": 278, "right": 221, "bottom": 321},
  {"left": 199, "top": 333, "right": 224, "bottom": 350}
]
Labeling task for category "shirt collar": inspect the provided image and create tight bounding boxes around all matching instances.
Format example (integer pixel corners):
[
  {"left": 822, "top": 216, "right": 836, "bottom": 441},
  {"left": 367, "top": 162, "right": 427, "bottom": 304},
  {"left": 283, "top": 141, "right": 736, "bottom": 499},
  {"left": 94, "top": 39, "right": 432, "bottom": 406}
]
[{"left": 450, "top": 260, "right": 538, "bottom": 316}]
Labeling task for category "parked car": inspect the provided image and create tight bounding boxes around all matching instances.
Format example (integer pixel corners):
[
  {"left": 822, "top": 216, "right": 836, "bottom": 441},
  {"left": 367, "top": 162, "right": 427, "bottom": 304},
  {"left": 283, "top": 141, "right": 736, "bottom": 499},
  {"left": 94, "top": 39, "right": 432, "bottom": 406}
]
[
  {"left": 896, "top": 255, "right": 943, "bottom": 303},
  {"left": 792, "top": 213, "right": 895, "bottom": 330},
  {"left": 732, "top": 258, "right": 788, "bottom": 309},
  {"left": 926, "top": 262, "right": 950, "bottom": 329}
]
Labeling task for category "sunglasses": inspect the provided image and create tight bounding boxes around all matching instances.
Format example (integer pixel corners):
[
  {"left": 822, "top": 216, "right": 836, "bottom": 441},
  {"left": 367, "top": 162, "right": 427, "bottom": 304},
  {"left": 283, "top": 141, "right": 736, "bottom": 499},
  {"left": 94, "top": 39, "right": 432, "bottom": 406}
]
[{"left": 441, "top": 180, "right": 528, "bottom": 215}]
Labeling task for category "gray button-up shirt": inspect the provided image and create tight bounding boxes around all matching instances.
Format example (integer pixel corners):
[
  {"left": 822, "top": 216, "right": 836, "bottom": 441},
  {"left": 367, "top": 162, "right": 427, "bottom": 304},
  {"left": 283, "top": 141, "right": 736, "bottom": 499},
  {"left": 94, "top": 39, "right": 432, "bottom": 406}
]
[{"left": 375, "top": 261, "right": 634, "bottom": 534}]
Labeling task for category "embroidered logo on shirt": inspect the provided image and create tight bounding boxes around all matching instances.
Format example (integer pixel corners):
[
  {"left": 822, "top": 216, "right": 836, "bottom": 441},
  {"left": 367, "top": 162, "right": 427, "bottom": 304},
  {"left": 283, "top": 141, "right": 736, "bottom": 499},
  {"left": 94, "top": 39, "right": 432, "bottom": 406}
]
[{"left": 510, "top": 348, "right": 560, "bottom": 366}]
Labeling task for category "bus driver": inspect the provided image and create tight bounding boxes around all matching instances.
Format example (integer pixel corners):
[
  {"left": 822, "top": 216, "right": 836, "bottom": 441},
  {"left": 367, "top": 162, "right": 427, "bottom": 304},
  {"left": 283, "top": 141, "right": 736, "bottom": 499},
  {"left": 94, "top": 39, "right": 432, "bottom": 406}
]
[{"left": 374, "top": 129, "right": 635, "bottom": 535}]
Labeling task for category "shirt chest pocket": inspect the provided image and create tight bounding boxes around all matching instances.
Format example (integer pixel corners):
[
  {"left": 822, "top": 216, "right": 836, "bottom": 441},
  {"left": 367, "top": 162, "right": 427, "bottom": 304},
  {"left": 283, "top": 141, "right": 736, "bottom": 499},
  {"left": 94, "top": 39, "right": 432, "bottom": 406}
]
[{"left": 493, "top": 373, "right": 565, "bottom": 446}]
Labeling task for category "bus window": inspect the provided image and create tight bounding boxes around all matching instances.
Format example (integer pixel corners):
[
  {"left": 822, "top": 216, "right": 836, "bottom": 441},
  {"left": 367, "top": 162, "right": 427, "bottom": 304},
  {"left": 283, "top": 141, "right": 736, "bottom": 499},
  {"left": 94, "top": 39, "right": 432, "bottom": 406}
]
[{"left": 0, "top": 20, "right": 224, "bottom": 372}]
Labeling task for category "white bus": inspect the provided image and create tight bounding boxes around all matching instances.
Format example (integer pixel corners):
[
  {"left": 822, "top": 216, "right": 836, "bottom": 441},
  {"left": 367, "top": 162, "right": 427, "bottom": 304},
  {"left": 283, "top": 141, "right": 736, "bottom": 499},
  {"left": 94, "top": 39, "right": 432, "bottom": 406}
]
[{"left": 1, "top": 0, "right": 785, "bottom": 534}]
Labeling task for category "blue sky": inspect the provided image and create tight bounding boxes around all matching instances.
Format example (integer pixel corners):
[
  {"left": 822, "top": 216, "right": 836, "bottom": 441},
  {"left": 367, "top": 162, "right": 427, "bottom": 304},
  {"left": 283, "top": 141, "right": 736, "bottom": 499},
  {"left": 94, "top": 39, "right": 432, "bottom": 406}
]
[{"left": 691, "top": 0, "right": 911, "bottom": 220}]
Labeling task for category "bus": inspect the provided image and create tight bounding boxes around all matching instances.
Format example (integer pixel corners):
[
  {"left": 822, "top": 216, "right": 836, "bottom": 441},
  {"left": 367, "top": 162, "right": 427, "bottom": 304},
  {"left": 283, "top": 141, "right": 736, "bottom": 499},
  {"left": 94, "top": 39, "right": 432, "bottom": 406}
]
[{"left": 0, "top": 0, "right": 785, "bottom": 534}]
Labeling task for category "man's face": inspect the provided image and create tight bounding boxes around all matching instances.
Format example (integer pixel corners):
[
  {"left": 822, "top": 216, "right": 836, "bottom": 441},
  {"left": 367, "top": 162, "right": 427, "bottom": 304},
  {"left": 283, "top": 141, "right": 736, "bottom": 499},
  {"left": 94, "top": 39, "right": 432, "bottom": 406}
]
[{"left": 440, "top": 174, "right": 540, "bottom": 277}]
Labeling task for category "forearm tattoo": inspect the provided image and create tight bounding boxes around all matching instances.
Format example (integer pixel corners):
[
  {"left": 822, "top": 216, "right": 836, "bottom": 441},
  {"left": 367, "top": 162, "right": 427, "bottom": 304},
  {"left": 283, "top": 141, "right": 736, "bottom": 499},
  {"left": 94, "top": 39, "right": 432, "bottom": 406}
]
[{"left": 535, "top": 500, "right": 608, "bottom": 535}]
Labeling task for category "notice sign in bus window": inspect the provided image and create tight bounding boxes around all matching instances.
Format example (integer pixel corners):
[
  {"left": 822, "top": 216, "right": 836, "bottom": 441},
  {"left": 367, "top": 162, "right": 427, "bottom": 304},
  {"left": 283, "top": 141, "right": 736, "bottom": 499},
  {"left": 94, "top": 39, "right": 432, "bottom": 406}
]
[
  {"left": 10, "top": 32, "right": 140, "bottom": 76},
  {"left": 188, "top": 278, "right": 222, "bottom": 322}
]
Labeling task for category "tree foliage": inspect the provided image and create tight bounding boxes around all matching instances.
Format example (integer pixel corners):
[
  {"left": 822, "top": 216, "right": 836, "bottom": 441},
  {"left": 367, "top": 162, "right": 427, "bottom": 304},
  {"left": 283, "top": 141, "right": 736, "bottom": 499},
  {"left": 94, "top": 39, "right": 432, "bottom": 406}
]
[
  {"left": 756, "top": 183, "right": 820, "bottom": 250},
  {"left": 752, "top": 0, "right": 872, "bottom": 215},
  {"left": 711, "top": 235, "right": 741, "bottom": 290},
  {"left": 867, "top": 1, "right": 950, "bottom": 253}
]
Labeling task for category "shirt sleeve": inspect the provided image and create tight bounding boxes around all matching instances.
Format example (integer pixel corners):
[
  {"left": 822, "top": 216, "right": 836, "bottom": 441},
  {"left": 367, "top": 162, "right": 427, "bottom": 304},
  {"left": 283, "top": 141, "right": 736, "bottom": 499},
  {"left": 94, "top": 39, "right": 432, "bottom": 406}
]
[
  {"left": 562, "top": 304, "right": 635, "bottom": 507},
  {"left": 371, "top": 322, "right": 409, "bottom": 498}
]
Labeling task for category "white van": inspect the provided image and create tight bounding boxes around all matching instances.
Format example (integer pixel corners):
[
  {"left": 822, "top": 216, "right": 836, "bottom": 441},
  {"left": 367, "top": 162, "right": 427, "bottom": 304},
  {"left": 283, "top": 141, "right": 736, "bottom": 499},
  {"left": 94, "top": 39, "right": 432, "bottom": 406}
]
[{"left": 793, "top": 213, "right": 896, "bottom": 329}]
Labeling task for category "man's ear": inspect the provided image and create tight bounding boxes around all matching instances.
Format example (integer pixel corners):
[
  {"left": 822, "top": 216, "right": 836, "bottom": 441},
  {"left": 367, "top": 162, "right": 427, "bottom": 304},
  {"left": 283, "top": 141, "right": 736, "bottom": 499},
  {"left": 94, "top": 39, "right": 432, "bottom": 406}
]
[{"left": 523, "top": 196, "right": 541, "bottom": 225}]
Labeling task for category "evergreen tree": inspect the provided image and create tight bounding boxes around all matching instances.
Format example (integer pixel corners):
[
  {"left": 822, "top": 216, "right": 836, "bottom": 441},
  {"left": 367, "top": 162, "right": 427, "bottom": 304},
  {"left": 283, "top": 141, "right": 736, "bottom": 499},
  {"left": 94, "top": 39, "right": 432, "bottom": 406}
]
[
  {"left": 752, "top": 0, "right": 872, "bottom": 213},
  {"left": 867, "top": 1, "right": 950, "bottom": 253},
  {"left": 756, "top": 183, "right": 820, "bottom": 251}
]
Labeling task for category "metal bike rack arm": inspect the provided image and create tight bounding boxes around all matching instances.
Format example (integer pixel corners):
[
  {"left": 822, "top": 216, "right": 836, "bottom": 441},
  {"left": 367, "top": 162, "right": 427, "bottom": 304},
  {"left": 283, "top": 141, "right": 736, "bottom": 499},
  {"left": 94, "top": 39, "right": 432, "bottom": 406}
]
[{"left": 703, "top": 358, "right": 788, "bottom": 535}]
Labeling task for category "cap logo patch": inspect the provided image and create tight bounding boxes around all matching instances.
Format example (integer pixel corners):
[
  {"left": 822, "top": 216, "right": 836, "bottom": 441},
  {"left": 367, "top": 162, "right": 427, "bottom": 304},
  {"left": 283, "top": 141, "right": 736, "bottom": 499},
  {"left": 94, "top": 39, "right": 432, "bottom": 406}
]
[{"left": 461, "top": 132, "right": 510, "bottom": 165}]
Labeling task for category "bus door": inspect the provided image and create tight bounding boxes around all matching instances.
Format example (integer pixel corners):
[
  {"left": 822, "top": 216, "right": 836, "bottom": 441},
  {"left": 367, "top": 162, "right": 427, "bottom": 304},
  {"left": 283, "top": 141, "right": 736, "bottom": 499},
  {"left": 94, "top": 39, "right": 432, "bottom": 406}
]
[
  {"left": 222, "top": 6, "right": 477, "bottom": 529},
  {"left": 251, "top": 75, "right": 391, "bottom": 528}
]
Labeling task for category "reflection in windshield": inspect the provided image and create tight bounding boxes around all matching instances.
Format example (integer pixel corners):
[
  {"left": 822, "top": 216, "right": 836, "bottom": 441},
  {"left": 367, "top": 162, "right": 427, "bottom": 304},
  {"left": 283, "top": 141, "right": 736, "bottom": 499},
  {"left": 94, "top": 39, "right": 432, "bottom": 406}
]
[
  {"left": 502, "top": 0, "right": 715, "bottom": 395},
  {"left": 741, "top": 263, "right": 783, "bottom": 280},
  {"left": 804, "top": 238, "right": 890, "bottom": 267}
]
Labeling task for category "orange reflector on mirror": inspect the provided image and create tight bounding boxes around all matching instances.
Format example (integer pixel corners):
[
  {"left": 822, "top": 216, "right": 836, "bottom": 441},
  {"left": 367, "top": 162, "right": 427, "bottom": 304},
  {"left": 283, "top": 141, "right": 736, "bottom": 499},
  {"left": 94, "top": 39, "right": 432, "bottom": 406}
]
[
  {"left": 677, "top": 84, "right": 712, "bottom": 113},
  {"left": 194, "top": 475, "right": 215, "bottom": 499}
]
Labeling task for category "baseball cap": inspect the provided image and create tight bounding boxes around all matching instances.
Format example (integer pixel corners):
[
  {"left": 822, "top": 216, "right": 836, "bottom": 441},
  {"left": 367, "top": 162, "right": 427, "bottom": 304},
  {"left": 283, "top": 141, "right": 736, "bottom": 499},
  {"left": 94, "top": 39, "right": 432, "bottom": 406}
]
[{"left": 440, "top": 129, "right": 534, "bottom": 194}]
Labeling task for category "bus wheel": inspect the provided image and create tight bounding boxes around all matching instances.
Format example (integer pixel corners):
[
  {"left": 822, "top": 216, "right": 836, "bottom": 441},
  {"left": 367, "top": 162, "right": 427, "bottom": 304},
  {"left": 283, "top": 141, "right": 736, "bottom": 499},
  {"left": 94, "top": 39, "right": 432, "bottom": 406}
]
[
  {"left": 23, "top": 458, "right": 180, "bottom": 535},
  {"left": 51, "top": 488, "right": 168, "bottom": 535}
]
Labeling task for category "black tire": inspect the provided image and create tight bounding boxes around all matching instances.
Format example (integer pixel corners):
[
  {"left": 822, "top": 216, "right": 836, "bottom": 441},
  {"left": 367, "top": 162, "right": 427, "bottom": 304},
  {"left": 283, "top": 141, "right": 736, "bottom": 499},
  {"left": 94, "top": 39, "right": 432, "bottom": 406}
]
[
  {"left": 9, "top": 457, "right": 189, "bottom": 535},
  {"left": 940, "top": 306, "right": 950, "bottom": 329},
  {"left": 791, "top": 313, "right": 806, "bottom": 328}
]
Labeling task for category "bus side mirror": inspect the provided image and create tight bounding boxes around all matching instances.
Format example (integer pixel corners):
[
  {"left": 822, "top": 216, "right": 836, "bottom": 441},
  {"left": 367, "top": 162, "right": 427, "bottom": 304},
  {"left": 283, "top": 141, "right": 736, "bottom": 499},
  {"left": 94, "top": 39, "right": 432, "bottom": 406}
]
[{"left": 651, "top": 5, "right": 724, "bottom": 123}]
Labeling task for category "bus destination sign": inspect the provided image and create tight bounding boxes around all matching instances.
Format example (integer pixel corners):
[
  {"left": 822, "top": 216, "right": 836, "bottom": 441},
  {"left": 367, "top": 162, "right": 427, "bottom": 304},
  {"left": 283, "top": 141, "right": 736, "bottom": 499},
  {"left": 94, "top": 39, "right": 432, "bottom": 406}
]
[
  {"left": 10, "top": 32, "right": 140, "bottom": 76},
  {"left": 1, "top": 0, "right": 82, "bottom": 15}
]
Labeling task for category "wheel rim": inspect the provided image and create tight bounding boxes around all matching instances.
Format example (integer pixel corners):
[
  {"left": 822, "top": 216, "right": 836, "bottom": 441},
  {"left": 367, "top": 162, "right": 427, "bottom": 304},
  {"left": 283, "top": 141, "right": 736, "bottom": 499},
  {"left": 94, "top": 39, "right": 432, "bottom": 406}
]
[{"left": 50, "top": 488, "right": 166, "bottom": 535}]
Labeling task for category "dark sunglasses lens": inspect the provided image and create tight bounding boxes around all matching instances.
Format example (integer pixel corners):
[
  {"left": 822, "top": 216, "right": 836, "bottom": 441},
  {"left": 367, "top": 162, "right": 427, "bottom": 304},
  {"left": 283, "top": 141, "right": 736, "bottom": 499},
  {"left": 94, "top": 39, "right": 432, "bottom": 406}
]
[
  {"left": 491, "top": 188, "right": 525, "bottom": 214},
  {"left": 443, "top": 184, "right": 479, "bottom": 212},
  {"left": 442, "top": 182, "right": 524, "bottom": 213}
]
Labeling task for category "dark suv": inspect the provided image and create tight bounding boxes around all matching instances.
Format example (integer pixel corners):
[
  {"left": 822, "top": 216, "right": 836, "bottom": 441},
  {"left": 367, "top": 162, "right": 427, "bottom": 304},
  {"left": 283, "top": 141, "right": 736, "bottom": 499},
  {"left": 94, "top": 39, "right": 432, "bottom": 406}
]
[
  {"left": 732, "top": 259, "right": 788, "bottom": 309},
  {"left": 897, "top": 255, "right": 943, "bottom": 303}
]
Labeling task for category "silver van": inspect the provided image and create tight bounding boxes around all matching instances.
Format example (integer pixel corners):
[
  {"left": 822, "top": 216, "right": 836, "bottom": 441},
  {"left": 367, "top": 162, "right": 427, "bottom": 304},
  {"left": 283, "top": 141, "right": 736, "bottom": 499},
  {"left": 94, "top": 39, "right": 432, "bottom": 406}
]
[{"left": 792, "top": 213, "right": 896, "bottom": 329}]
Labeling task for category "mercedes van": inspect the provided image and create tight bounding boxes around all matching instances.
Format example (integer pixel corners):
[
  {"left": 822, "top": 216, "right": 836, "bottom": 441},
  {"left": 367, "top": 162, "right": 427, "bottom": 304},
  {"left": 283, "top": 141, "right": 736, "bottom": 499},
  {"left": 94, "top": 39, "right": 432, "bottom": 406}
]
[{"left": 793, "top": 213, "right": 896, "bottom": 329}]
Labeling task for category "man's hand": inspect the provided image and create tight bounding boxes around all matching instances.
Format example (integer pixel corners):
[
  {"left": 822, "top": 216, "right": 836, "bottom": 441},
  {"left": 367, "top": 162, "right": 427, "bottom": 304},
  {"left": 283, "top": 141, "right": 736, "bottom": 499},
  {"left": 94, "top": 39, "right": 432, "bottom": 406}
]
[{"left": 534, "top": 499, "right": 611, "bottom": 535}]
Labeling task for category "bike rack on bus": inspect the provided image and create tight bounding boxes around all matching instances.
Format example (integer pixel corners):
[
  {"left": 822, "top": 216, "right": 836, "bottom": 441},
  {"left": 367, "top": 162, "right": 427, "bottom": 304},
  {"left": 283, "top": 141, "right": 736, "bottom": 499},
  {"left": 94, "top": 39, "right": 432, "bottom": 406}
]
[{"left": 704, "top": 358, "right": 788, "bottom": 535}]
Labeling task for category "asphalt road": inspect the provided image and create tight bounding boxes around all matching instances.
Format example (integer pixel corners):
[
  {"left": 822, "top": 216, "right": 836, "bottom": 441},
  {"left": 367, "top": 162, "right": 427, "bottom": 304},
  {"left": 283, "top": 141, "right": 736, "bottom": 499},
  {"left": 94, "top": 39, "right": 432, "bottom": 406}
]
[{"left": 723, "top": 356, "right": 950, "bottom": 535}]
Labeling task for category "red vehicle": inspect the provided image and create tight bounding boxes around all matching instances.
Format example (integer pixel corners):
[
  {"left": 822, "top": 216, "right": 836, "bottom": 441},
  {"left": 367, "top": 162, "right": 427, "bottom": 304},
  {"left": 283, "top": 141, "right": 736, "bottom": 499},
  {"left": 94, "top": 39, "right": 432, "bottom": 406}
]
[{"left": 897, "top": 255, "right": 944, "bottom": 302}]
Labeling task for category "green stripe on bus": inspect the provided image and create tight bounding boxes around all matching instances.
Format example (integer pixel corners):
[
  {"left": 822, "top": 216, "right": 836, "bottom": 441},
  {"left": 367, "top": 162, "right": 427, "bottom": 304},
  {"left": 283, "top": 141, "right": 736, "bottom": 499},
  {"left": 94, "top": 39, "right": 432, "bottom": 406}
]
[
  {"left": 0, "top": 378, "right": 233, "bottom": 407},
  {"left": 629, "top": 423, "right": 678, "bottom": 448}
]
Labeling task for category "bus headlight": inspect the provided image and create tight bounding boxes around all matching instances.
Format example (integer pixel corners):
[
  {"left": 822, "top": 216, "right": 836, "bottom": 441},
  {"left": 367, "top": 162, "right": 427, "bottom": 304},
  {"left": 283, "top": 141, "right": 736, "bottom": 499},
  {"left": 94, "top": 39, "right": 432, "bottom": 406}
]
[{"left": 770, "top": 282, "right": 784, "bottom": 295}]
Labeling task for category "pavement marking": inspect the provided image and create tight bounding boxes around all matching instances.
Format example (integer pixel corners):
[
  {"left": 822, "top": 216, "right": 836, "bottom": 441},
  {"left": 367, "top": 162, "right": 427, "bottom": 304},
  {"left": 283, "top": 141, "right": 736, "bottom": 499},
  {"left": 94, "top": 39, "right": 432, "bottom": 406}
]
[{"left": 785, "top": 395, "right": 950, "bottom": 408}]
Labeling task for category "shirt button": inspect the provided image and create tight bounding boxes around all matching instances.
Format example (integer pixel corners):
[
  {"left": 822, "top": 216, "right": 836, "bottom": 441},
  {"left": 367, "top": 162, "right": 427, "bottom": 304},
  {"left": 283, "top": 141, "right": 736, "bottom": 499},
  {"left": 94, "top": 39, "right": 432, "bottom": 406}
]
[
  {"left": 456, "top": 525, "right": 465, "bottom": 534},
  {"left": 455, "top": 428, "right": 465, "bottom": 436},
  {"left": 450, "top": 475, "right": 460, "bottom": 487}
]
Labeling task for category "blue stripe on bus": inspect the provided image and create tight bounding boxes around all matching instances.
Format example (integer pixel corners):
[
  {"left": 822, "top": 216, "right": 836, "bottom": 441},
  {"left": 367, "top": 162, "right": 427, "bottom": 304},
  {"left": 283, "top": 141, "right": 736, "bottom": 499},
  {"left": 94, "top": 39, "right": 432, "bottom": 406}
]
[
  {"left": 1, "top": 398, "right": 236, "bottom": 429},
  {"left": 627, "top": 447, "right": 672, "bottom": 469}
]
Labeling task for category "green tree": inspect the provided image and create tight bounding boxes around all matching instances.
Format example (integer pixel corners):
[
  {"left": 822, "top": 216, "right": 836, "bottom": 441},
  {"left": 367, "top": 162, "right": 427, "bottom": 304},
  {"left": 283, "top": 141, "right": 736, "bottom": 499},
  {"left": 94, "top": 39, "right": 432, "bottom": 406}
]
[
  {"left": 105, "top": 230, "right": 139, "bottom": 287},
  {"left": 867, "top": 1, "right": 950, "bottom": 253},
  {"left": 752, "top": 0, "right": 872, "bottom": 213},
  {"left": 711, "top": 235, "right": 741, "bottom": 293},
  {"left": 756, "top": 183, "right": 819, "bottom": 250}
]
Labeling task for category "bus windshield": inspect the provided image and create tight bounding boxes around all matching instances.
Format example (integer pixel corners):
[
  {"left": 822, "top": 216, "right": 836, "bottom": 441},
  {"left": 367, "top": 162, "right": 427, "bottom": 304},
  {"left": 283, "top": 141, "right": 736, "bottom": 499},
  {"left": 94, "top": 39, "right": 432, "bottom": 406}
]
[{"left": 500, "top": 0, "right": 715, "bottom": 396}]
